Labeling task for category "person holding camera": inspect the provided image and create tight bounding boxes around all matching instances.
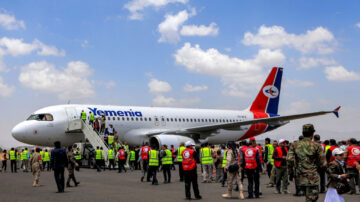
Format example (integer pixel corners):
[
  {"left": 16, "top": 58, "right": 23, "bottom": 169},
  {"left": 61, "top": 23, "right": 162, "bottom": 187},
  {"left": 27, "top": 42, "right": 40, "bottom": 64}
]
[
  {"left": 324, "top": 148, "right": 350, "bottom": 202},
  {"left": 222, "top": 141, "right": 245, "bottom": 199}
]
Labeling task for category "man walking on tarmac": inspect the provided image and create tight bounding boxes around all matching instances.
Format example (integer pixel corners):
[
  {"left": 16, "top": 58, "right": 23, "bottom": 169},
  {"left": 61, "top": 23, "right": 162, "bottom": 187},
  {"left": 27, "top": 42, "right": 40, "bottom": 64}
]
[
  {"left": 160, "top": 145, "right": 173, "bottom": 183},
  {"left": 287, "top": 124, "right": 326, "bottom": 202},
  {"left": 116, "top": 146, "right": 127, "bottom": 173},
  {"left": 241, "top": 138, "right": 262, "bottom": 198},
  {"left": 182, "top": 141, "right": 201, "bottom": 200},
  {"left": 139, "top": 143, "right": 151, "bottom": 182},
  {"left": 50, "top": 141, "right": 68, "bottom": 193},
  {"left": 9, "top": 148, "right": 17, "bottom": 173},
  {"left": 66, "top": 146, "right": 80, "bottom": 187},
  {"left": 273, "top": 139, "right": 289, "bottom": 194},
  {"left": 30, "top": 147, "right": 42, "bottom": 187},
  {"left": 200, "top": 143, "right": 213, "bottom": 183},
  {"left": 148, "top": 145, "right": 160, "bottom": 185}
]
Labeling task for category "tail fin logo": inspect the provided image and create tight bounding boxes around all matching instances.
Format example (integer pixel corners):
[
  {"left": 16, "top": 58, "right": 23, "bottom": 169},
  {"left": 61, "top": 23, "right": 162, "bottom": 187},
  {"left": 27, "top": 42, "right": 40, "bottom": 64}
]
[{"left": 263, "top": 85, "right": 279, "bottom": 98}]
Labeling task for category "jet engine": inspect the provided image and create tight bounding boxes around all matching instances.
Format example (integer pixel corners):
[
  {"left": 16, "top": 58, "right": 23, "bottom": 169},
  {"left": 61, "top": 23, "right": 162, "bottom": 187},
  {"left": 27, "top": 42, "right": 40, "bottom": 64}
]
[{"left": 150, "top": 135, "right": 194, "bottom": 149}]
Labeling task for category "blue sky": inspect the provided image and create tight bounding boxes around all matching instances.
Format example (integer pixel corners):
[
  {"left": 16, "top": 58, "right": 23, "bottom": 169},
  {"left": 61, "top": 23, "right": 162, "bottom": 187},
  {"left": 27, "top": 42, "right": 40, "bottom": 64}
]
[{"left": 0, "top": 0, "right": 360, "bottom": 147}]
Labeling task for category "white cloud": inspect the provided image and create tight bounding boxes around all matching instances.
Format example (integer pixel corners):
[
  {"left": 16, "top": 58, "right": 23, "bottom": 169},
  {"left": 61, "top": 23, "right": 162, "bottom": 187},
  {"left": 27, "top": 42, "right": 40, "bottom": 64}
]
[
  {"left": 152, "top": 95, "right": 176, "bottom": 106},
  {"left": 0, "top": 11, "right": 25, "bottom": 30},
  {"left": 298, "top": 57, "right": 337, "bottom": 69},
  {"left": 174, "top": 43, "right": 285, "bottom": 97},
  {"left": 124, "top": 0, "right": 188, "bottom": 20},
  {"left": 282, "top": 100, "right": 312, "bottom": 115},
  {"left": 0, "top": 76, "right": 15, "bottom": 97},
  {"left": 148, "top": 78, "right": 172, "bottom": 93},
  {"left": 183, "top": 84, "right": 208, "bottom": 92},
  {"left": 158, "top": 10, "right": 195, "bottom": 43},
  {"left": 285, "top": 79, "right": 315, "bottom": 87},
  {"left": 81, "top": 40, "right": 89, "bottom": 48},
  {"left": 19, "top": 61, "right": 95, "bottom": 100},
  {"left": 180, "top": 22, "right": 219, "bottom": 36},
  {"left": 0, "top": 37, "right": 37, "bottom": 56},
  {"left": 152, "top": 95, "right": 200, "bottom": 107},
  {"left": 0, "top": 37, "right": 65, "bottom": 57},
  {"left": 34, "top": 39, "right": 66, "bottom": 56},
  {"left": 243, "top": 25, "right": 335, "bottom": 54},
  {"left": 324, "top": 66, "right": 360, "bottom": 81},
  {"left": 356, "top": 22, "right": 360, "bottom": 28},
  {"left": 105, "top": 81, "right": 116, "bottom": 88}
]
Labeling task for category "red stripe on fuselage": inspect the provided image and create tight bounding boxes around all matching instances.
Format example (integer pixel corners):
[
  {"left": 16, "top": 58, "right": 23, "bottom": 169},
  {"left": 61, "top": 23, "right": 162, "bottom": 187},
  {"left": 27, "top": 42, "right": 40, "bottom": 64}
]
[{"left": 238, "top": 112, "right": 268, "bottom": 141}]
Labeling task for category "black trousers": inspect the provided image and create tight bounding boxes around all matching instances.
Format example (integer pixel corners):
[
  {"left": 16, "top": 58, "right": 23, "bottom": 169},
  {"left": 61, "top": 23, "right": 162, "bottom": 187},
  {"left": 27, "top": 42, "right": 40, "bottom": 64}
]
[
  {"left": 11, "top": 160, "right": 17, "bottom": 173},
  {"left": 118, "top": 160, "right": 126, "bottom": 173},
  {"left": 2, "top": 160, "right": 7, "bottom": 171},
  {"left": 221, "top": 168, "right": 227, "bottom": 186},
  {"left": 43, "top": 161, "right": 50, "bottom": 171},
  {"left": 184, "top": 169, "right": 200, "bottom": 198},
  {"left": 162, "top": 165, "right": 171, "bottom": 182},
  {"left": 108, "top": 159, "right": 115, "bottom": 170},
  {"left": 95, "top": 160, "right": 102, "bottom": 171},
  {"left": 317, "top": 167, "right": 326, "bottom": 192},
  {"left": 178, "top": 163, "right": 184, "bottom": 181},
  {"left": 142, "top": 160, "right": 148, "bottom": 177},
  {"left": 76, "top": 160, "right": 81, "bottom": 171},
  {"left": 54, "top": 167, "right": 65, "bottom": 192},
  {"left": 267, "top": 163, "right": 273, "bottom": 178},
  {"left": 246, "top": 169, "right": 260, "bottom": 197},
  {"left": 149, "top": 166, "right": 158, "bottom": 184}
]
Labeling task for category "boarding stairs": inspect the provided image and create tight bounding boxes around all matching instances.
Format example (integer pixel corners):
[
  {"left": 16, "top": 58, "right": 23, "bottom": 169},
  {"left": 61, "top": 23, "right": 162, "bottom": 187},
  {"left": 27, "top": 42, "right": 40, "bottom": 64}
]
[{"left": 68, "top": 119, "right": 109, "bottom": 165}]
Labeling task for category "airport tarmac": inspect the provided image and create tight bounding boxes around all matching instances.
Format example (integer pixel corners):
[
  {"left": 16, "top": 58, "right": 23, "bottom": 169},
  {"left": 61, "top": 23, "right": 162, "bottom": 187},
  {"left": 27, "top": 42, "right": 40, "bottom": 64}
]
[{"left": 0, "top": 168, "right": 358, "bottom": 202}]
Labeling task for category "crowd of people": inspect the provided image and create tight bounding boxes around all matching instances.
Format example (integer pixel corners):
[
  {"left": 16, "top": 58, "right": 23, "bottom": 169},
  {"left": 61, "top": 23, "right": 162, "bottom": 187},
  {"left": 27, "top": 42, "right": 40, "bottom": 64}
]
[{"left": 1, "top": 121, "right": 360, "bottom": 201}]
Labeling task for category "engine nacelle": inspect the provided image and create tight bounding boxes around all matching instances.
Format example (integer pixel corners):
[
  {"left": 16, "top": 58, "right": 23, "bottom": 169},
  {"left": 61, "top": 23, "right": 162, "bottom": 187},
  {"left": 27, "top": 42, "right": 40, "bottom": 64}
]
[{"left": 150, "top": 135, "right": 194, "bottom": 149}]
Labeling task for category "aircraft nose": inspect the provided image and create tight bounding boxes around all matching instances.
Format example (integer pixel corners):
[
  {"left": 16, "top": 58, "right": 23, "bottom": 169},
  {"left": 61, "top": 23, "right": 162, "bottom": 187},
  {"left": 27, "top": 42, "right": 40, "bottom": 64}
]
[{"left": 12, "top": 122, "right": 27, "bottom": 142}]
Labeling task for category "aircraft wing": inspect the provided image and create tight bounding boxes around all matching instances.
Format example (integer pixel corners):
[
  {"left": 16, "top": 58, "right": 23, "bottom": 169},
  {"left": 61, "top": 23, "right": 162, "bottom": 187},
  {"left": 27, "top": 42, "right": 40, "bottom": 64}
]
[{"left": 146, "top": 106, "right": 340, "bottom": 136}]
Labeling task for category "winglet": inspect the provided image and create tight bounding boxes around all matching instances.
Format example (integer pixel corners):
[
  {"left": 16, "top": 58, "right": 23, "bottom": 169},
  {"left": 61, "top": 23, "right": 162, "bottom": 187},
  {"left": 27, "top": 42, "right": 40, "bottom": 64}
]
[{"left": 332, "top": 106, "right": 341, "bottom": 118}]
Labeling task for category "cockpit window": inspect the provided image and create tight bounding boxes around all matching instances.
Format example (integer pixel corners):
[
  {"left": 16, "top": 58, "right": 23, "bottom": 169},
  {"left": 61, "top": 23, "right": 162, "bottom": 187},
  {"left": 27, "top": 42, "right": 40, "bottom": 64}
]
[{"left": 27, "top": 114, "right": 53, "bottom": 121}]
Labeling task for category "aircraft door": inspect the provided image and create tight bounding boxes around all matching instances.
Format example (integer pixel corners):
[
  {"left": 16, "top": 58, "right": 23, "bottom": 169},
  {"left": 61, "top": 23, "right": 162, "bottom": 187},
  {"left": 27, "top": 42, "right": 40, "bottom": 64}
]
[
  {"left": 65, "top": 107, "right": 78, "bottom": 121},
  {"left": 160, "top": 116, "right": 166, "bottom": 127},
  {"left": 154, "top": 116, "right": 159, "bottom": 126}
]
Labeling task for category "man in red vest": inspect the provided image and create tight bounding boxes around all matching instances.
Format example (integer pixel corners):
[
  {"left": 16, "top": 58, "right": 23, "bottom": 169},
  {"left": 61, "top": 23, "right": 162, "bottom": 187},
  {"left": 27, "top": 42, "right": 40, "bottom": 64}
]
[
  {"left": 240, "top": 138, "right": 262, "bottom": 198},
  {"left": 326, "top": 139, "right": 338, "bottom": 164},
  {"left": 182, "top": 141, "right": 201, "bottom": 200},
  {"left": 139, "top": 143, "right": 151, "bottom": 182},
  {"left": 345, "top": 138, "right": 360, "bottom": 194},
  {"left": 116, "top": 146, "right": 127, "bottom": 173},
  {"left": 273, "top": 139, "right": 289, "bottom": 194}
]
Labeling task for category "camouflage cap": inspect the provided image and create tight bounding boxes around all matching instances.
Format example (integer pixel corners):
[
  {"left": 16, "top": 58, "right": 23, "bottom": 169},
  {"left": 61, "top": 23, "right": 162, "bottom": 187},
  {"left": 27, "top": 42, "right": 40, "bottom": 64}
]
[{"left": 303, "top": 124, "right": 315, "bottom": 133}]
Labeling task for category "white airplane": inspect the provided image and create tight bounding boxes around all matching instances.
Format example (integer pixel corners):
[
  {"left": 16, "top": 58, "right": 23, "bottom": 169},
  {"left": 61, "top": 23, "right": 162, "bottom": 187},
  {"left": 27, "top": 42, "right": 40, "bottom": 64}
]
[{"left": 11, "top": 67, "right": 340, "bottom": 147}]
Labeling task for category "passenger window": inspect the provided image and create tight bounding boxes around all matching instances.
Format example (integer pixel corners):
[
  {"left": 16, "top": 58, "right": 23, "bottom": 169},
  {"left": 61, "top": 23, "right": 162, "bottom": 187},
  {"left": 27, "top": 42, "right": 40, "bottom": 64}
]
[
  {"left": 131, "top": 118, "right": 134, "bottom": 121},
  {"left": 127, "top": 117, "right": 130, "bottom": 121},
  {"left": 167, "top": 118, "right": 169, "bottom": 122},
  {"left": 183, "top": 118, "right": 185, "bottom": 122},
  {"left": 201, "top": 119, "right": 204, "bottom": 122},
  {"left": 108, "top": 117, "right": 110, "bottom": 121},
  {"left": 144, "top": 117, "right": 147, "bottom": 121},
  {"left": 155, "top": 118, "right": 158, "bottom": 121},
  {"left": 149, "top": 118, "right": 152, "bottom": 121},
  {"left": 179, "top": 118, "right": 181, "bottom": 122},
  {"left": 140, "top": 118, "right": 143, "bottom": 121},
  {"left": 113, "top": 117, "right": 115, "bottom": 121},
  {"left": 171, "top": 118, "right": 173, "bottom": 122},
  {"left": 162, "top": 118, "right": 165, "bottom": 121},
  {"left": 186, "top": 119, "right": 189, "bottom": 122},
  {"left": 175, "top": 118, "right": 177, "bottom": 122},
  {"left": 194, "top": 119, "right": 196, "bottom": 122},
  {"left": 122, "top": 117, "right": 125, "bottom": 121},
  {"left": 136, "top": 117, "right": 138, "bottom": 121}
]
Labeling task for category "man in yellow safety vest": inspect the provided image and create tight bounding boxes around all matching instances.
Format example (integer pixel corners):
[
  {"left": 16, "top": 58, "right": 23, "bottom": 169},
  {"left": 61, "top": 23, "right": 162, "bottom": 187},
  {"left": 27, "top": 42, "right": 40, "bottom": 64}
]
[
  {"left": 176, "top": 142, "right": 186, "bottom": 181},
  {"left": 200, "top": 143, "right": 213, "bottom": 183},
  {"left": 161, "top": 145, "right": 173, "bottom": 183},
  {"left": 148, "top": 146, "right": 159, "bottom": 185}
]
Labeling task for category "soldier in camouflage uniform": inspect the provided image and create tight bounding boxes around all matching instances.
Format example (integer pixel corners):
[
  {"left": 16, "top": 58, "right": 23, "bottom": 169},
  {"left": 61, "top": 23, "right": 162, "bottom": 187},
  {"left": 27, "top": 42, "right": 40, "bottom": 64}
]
[
  {"left": 287, "top": 124, "right": 326, "bottom": 202},
  {"left": 66, "top": 146, "right": 80, "bottom": 187},
  {"left": 30, "top": 147, "right": 42, "bottom": 187}
]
